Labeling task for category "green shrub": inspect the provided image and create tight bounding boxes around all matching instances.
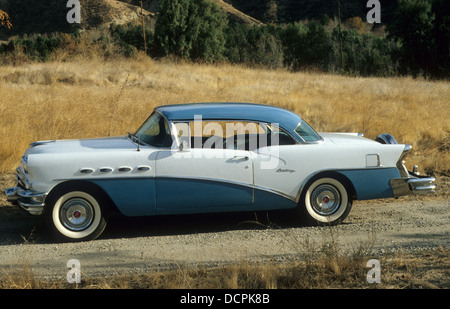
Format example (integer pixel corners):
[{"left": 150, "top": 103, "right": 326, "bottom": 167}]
[
  {"left": 225, "top": 24, "right": 283, "bottom": 69},
  {"left": 152, "top": 0, "right": 228, "bottom": 62},
  {"left": 0, "top": 33, "right": 63, "bottom": 61},
  {"left": 110, "top": 23, "right": 153, "bottom": 57}
]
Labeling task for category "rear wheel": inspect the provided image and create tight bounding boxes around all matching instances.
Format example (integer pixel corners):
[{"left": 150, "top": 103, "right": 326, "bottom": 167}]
[
  {"left": 299, "top": 177, "right": 352, "bottom": 226},
  {"left": 45, "top": 185, "right": 108, "bottom": 242}
]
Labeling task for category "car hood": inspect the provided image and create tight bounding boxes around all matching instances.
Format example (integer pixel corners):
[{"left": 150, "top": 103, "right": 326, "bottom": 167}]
[{"left": 25, "top": 136, "right": 138, "bottom": 155}]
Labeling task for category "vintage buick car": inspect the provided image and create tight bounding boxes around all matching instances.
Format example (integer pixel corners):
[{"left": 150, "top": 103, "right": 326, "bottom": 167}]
[{"left": 5, "top": 103, "right": 436, "bottom": 241}]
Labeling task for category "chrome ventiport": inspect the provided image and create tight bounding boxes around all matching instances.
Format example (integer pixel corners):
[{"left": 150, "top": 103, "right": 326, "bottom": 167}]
[
  {"left": 80, "top": 168, "right": 94, "bottom": 174},
  {"left": 118, "top": 167, "right": 132, "bottom": 172},
  {"left": 137, "top": 165, "right": 151, "bottom": 172}
]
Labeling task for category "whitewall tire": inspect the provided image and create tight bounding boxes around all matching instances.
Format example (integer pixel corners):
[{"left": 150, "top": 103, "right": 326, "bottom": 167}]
[
  {"left": 45, "top": 186, "right": 108, "bottom": 242},
  {"left": 300, "top": 177, "right": 352, "bottom": 225}
]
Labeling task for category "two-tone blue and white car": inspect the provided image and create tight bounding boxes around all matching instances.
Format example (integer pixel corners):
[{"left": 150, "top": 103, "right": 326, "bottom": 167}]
[{"left": 5, "top": 103, "right": 436, "bottom": 241}]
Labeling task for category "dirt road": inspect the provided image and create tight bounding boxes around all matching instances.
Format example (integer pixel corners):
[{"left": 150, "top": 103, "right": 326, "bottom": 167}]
[{"left": 0, "top": 175, "right": 448, "bottom": 281}]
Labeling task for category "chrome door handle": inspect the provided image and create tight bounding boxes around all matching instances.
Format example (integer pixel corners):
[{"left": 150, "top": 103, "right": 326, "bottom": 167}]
[{"left": 234, "top": 155, "right": 249, "bottom": 161}]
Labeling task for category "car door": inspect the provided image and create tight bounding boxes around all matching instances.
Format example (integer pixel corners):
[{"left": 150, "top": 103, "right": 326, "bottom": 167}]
[
  {"left": 251, "top": 126, "right": 303, "bottom": 204},
  {"left": 154, "top": 121, "right": 254, "bottom": 214}
]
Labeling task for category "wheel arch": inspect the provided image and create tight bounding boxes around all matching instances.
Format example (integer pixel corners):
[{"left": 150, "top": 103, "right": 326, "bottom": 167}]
[
  {"left": 297, "top": 170, "right": 356, "bottom": 203},
  {"left": 45, "top": 180, "right": 119, "bottom": 214}
]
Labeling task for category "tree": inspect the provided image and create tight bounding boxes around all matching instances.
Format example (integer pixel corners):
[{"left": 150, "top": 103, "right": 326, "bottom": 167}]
[
  {"left": 152, "top": 0, "right": 228, "bottom": 62},
  {"left": 279, "top": 22, "right": 331, "bottom": 71},
  {"left": 429, "top": 0, "right": 450, "bottom": 78},
  {"left": 387, "top": 0, "right": 450, "bottom": 78},
  {"left": 225, "top": 24, "right": 283, "bottom": 69}
]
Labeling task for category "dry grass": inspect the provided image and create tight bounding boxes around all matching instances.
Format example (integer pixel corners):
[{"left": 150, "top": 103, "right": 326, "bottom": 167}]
[
  {"left": 0, "top": 55, "right": 448, "bottom": 175},
  {"left": 1, "top": 245, "right": 448, "bottom": 289}
]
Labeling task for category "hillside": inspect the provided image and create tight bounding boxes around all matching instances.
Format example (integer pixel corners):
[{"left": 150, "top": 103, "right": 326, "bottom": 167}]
[
  {"left": 1, "top": 0, "right": 398, "bottom": 36},
  {"left": 0, "top": 0, "right": 154, "bottom": 35},
  {"left": 0, "top": 0, "right": 262, "bottom": 36},
  {"left": 116, "top": 1, "right": 264, "bottom": 24}
]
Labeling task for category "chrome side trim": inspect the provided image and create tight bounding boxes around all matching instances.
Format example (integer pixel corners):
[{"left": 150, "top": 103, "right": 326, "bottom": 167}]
[
  {"left": 253, "top": 185, "right": 297, "bottom": 202},
  {"left": 54, "top": 175, "right": 296, "bottom": 203},
  {"left": 160, "top": 175, "right": 298, "bottom": 202},
  {"left": 158, "top": 175, "right": 253, "bottom": 190}
]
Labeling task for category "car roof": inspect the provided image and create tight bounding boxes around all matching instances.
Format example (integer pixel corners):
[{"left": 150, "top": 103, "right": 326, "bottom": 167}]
[{"left": 155, "top": 103, "right": 302, "bottom": 130}]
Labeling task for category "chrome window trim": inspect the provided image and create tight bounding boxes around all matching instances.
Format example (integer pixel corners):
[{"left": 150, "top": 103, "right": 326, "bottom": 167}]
[
  {"left": 170, "top": 121, "right": 191, "bottom": 150},
  {"left": 292, "top": 121, "right": 324, "bottom": 144}
]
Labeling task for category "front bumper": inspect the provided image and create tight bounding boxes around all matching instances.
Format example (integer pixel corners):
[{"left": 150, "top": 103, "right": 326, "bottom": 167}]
[
  {"left": 390, "top": 171, "right": 436, "bottom": 198},
  {"left": 5, "top": 186, "right": 46, "bottom": 215}
]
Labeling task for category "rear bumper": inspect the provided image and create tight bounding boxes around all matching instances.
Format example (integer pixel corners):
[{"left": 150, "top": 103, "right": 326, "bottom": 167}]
[
  {"left": 5, "top": 186, "right": 46, "bottom": 215},
  {"left": 390, "top": 172, "right": 436, "bottom": 198}
]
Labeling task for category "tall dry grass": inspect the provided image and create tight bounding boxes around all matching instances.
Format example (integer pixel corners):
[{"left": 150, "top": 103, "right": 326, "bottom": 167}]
[{"left": 0, "top": 55, "right": 448, "bottom": 174}]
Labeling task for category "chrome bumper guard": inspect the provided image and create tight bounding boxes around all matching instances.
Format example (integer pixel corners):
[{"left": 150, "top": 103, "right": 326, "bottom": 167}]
[
  {"left": 390, "top": 172, "right": 436, "bottom": 198},
  {"left": 5, "top": 186, "right": 46, "bottom": 215}
]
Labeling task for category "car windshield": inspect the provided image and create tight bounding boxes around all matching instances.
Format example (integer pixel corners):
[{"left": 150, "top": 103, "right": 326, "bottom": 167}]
[
  {"left": 294, "top": 121, "right": 322, "bottom": 143},
  {"left": 134, "top": 112, "right": 173, "bottom": 147}
]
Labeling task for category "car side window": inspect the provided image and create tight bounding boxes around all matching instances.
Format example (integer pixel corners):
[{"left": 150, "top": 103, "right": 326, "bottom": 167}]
[
  {"left": 188, "top": 120, "right": 265, "bottom": 150},
  {"left": 264, "top": 124, "right": 297, "bottom": 147},
  {"left": 186, "top": 120, "right": 296, "bottom": 151}
]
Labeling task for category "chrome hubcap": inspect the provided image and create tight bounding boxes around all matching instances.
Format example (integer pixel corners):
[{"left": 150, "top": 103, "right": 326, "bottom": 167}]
[
  {"left": 310, "top": 184, "right": 341, "bottom": 216},
  {"left": 60, "top": 198, "right": 94, "bottom": 231}
]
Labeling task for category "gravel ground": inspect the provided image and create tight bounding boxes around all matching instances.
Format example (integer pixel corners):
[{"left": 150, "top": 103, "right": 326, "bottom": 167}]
[{"left": 0, "top": 174, "right": 448, "bottom": 281}]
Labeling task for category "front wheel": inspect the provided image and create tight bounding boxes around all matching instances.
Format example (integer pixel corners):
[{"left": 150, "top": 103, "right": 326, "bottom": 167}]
[
  {"left": 45, "top": 186, "right": 108, "bottom": 242},
  {"left": 299, "top": 177, "right": 352, "bottom": 226}
]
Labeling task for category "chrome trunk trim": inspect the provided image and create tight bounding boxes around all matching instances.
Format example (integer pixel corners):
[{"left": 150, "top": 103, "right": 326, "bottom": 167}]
[{"left": 396, "top": 145, "right": 412, "bottom": 178}]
